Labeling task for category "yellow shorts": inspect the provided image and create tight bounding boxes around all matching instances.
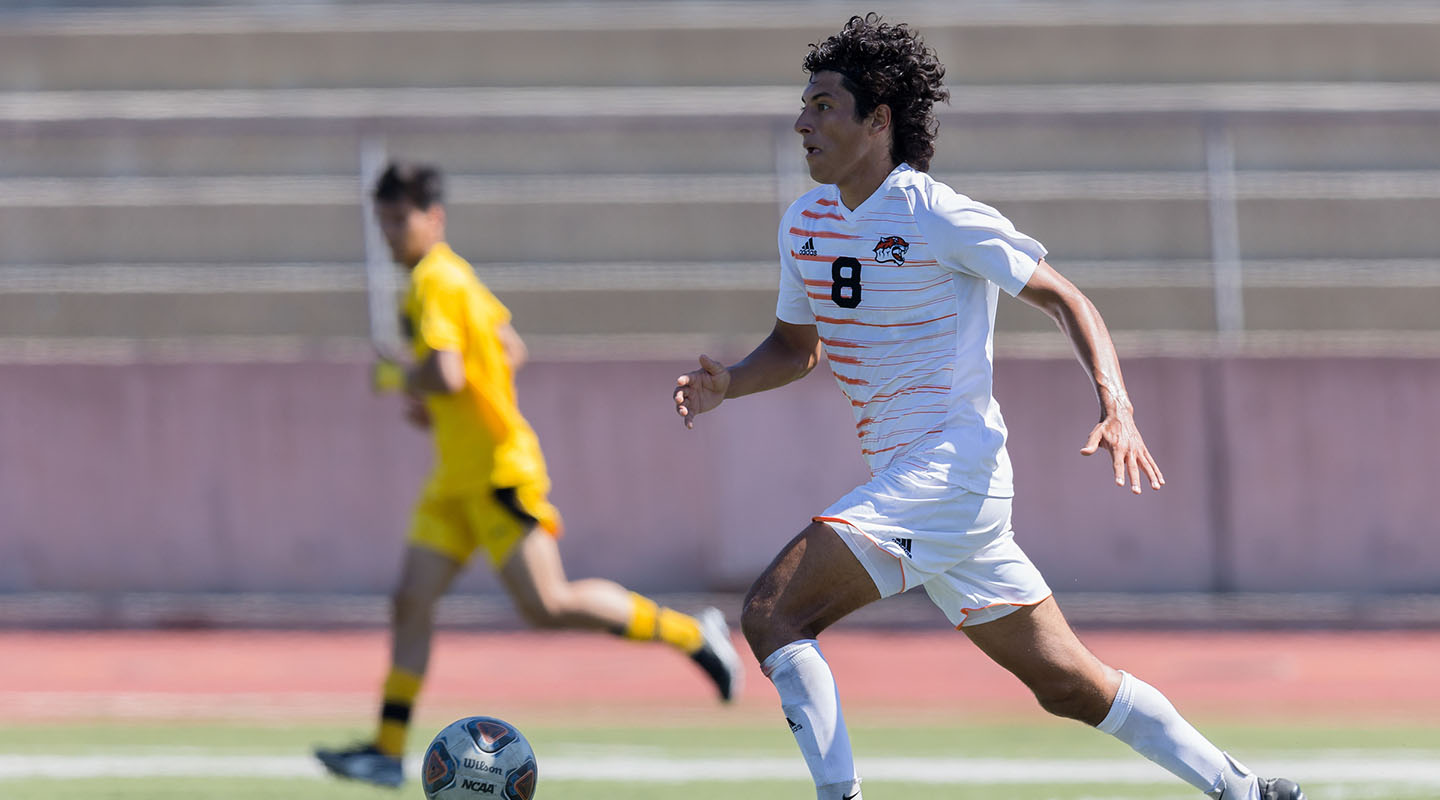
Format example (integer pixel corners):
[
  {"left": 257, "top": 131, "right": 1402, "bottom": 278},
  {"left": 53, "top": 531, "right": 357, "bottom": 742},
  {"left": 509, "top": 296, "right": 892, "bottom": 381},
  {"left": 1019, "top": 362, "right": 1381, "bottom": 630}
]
[{"left": 407, "top": 481, "right": 563, "bottom": 568}]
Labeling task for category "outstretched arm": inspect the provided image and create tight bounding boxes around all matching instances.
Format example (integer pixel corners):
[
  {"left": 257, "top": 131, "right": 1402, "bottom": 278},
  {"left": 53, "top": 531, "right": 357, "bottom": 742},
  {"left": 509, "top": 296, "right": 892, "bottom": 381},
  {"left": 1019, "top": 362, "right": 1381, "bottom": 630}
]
[
  {"left": 673, "top": 319, "right": 822, "bottom": 429},
  {"left": 1017, "top": 259, "right": 1165, "bottom": 494}
]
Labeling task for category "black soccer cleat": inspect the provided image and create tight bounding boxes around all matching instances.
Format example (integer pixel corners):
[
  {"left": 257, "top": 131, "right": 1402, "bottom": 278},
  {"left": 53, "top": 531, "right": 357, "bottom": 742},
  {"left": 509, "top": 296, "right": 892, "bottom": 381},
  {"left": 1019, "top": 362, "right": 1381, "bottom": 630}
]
[
  {"left": 315, "top": 742, "right": 404, "bottom": 788},
  {"left": 1259, "top": 777, "right": 1306, "bottom": 800},
  {"left": 692, "top": 606, "right": 744, "bottom": 702}
]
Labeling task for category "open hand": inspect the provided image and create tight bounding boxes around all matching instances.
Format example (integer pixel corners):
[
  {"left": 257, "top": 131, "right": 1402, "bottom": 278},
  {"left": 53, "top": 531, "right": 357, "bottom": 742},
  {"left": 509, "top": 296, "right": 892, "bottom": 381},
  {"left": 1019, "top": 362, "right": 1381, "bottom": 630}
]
[
  {"left": 1081, "top": 412, "right": 1165, "bottom": 494},
  {"left": 673, "top": 354, "right": 730, "bottom": 430}
]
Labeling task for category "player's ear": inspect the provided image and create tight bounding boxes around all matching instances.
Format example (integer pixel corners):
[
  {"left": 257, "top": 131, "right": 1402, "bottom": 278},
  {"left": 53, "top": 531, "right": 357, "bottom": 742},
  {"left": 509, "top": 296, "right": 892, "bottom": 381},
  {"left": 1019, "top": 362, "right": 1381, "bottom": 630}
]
[{"left": 869, "top": 103, "right": 891, "bottom": 134}]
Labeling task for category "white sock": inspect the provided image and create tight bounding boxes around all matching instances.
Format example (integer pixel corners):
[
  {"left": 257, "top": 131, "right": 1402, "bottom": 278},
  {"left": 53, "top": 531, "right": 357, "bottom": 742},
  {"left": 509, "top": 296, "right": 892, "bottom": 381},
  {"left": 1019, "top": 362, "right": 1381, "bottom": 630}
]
[
  {"left": 761, "top": 639, "right": 862, "bottom": 800},
  {"left": 1214, "top": 752, "right": 1263, "bottom": 800},
  {"left": 1097, "top": 671, "right": 1259, "bottom": 800}
]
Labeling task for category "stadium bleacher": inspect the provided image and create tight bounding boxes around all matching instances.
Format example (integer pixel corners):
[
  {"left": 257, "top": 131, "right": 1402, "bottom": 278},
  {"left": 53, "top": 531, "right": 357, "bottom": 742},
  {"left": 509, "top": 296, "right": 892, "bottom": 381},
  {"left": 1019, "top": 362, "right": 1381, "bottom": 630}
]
[{"left": 2, "top": 0, "right": 1439, "bottom": 363}]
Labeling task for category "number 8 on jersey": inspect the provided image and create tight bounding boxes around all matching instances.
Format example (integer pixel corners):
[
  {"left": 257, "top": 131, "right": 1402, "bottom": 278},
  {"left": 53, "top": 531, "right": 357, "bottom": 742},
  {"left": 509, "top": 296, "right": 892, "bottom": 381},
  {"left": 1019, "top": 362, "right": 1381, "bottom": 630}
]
[{"left": 831, "top": 256, "right": 863, "bottom": 308}]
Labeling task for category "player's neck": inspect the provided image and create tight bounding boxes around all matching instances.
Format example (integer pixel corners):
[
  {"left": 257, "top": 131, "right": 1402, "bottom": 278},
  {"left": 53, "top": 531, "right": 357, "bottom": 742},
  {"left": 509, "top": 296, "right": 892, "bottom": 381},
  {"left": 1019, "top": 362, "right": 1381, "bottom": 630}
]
[
  {"left": 405, "top": 238, "right": 447, "bottom": 270},
  {"left": 835, "top": 159, "right": 897, "bottom": 211}
]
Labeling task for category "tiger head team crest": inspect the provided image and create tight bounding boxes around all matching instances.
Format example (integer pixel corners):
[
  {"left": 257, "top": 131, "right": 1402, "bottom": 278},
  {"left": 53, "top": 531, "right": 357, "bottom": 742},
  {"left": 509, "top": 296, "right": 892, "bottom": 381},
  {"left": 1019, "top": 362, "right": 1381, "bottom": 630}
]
[{"left": 873, "top": 235, "right": 909, "bottom": 265}]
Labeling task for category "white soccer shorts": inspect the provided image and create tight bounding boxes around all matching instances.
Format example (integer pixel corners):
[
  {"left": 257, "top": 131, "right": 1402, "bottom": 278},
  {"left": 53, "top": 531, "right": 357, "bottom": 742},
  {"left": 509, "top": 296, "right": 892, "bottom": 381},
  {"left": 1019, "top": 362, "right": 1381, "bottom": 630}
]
[{"left": 816, "top": 462, "right": 1052, "bottom": 628}]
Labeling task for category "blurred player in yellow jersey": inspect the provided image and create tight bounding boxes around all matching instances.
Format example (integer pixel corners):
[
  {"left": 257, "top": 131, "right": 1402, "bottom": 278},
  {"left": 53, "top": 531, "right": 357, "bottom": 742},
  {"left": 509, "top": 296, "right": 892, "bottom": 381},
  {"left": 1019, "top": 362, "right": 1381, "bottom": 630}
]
[{"left": 316, "top": 162, "right": 742, "bottom": 788}]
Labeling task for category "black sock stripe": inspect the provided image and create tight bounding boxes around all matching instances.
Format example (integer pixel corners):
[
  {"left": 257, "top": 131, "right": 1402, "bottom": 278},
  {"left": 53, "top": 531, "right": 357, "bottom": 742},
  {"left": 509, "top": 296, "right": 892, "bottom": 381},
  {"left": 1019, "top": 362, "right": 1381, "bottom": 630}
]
[{"left": 381, "top": 702, "right": 413, "bottom": 724}]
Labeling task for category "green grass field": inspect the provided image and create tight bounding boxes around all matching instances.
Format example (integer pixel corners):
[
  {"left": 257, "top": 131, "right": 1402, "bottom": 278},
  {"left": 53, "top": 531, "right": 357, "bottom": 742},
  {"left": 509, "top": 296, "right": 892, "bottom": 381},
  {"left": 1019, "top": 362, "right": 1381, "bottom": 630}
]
[{"left": 1, "top": 718, "right": 1434, "bottom": 799}]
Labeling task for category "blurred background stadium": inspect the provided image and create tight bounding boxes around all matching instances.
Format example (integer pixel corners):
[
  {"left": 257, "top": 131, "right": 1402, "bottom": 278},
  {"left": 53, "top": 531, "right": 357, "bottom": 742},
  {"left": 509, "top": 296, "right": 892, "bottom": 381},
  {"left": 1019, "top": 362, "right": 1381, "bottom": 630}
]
[
  {"left": 3, "top": 2, "right": 1440, "bottom": 797},
  {"left": 2, "top": 0, "right": 1436, "bottom": 625}
]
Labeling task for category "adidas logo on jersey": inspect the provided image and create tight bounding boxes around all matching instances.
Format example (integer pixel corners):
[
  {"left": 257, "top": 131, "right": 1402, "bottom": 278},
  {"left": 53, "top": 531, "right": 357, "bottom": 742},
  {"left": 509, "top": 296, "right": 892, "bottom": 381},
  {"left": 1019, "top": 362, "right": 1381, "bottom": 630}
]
[
  {"left": 786, "top": 717, "right": 804, "bottom": 732},
  {"left": 891, "top": 537, "right": 913, "bottom": 557},
  {"left": 798, "top": 237, "right": 818, "bottom": 257}
]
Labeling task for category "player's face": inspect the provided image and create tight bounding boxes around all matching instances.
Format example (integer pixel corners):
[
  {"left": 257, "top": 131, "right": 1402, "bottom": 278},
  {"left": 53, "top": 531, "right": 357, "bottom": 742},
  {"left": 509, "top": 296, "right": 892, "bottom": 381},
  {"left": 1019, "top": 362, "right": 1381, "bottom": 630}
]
[
  {"left": 794, "top": 70, "right": 889, "bottom": 187},
  {"left": 376, "top": 199, "right": 444, "bottom": 268}
]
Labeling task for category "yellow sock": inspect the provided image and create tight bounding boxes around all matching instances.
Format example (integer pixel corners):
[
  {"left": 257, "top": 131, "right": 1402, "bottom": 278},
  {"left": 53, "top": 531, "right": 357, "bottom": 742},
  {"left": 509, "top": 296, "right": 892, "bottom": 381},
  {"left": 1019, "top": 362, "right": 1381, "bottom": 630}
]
[
  {"left": 375, "top": 667, "right": 423, "bottom": 757},
  {"left": 622, "top": 592, "right": 705, "bottom": 654},
  {"left": 658, "top": 606, "right": 705, "bottom": 654}
]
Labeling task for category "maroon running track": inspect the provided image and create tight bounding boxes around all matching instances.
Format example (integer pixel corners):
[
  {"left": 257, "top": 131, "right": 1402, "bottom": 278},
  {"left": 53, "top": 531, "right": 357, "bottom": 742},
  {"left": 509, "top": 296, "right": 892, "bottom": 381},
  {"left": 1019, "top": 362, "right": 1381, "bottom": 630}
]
[{"left": 2, "top": 628, "right": 1437, "bottom": 725}]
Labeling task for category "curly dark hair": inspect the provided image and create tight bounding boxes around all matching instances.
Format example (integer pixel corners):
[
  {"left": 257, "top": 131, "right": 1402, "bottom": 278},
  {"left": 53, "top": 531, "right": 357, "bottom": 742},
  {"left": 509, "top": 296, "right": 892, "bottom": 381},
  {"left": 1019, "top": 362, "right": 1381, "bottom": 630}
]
[{"left": 803, "top": 13, "right": 949, "bottom": 172}]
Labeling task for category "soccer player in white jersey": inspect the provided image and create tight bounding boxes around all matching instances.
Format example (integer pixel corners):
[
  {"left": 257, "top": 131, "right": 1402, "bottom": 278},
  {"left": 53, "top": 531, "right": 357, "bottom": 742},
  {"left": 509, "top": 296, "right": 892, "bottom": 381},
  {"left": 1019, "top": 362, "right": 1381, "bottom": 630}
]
[{"left": 673, "top": 14, "right": 1304, "bottom": 800}]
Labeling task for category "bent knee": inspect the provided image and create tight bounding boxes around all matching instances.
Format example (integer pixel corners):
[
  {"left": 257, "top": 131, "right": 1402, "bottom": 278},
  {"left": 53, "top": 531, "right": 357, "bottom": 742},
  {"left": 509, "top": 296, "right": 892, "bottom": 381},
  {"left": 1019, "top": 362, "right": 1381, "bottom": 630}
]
[
  {"left": 739, "top": 592, "right": 772, "bottom": 643},
  {"left": 513, "top": 592, "right": 576, "bottom": 630},
  {"left": 741, "top": 587, "right": 808, "bottom": 661},
  {"left": 517, "top": 607, "right": 566, "bottom": 629},
  {"left": 1032, "top": 677, "right": 1112, "bottom": 724}
]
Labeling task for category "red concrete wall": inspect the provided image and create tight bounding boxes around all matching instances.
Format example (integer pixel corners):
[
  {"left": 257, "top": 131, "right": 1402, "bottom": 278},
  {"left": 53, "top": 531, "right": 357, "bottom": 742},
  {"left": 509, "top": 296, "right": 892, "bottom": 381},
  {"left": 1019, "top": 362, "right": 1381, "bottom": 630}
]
[{"left": 1, "top": 357, "right": 1437, "bottom": 594}]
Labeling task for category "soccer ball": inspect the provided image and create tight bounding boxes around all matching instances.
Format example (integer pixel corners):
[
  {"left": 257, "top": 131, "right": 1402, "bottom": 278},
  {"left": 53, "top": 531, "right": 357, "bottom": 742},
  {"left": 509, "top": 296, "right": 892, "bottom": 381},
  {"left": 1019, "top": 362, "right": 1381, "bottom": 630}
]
[{"left": 421, "top": 716, "right": 538, "bottom": 800}]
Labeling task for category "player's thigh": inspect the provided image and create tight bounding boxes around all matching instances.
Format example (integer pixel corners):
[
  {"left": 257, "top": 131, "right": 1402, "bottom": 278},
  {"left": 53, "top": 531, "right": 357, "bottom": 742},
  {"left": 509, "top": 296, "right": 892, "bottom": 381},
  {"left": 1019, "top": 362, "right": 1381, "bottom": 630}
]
[
  {"left": 393, "top": 543, "right": 466, "bottom": 609},
  {"left": 962, "top": 596, "right": 1119, "bottom": 700},
  {"left": 743, "top": 521, "right": 881, "bottom": 651},
  {"left": 496, "top": 527, "right": 566, "bottom": 615}
]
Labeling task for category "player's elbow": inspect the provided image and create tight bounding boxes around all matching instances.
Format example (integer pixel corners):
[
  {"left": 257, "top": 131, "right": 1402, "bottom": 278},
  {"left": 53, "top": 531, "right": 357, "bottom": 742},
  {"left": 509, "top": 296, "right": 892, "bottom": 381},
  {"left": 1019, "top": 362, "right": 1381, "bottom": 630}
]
[
  {"left": 1018, "top": 262, "right": 1090, "bottom": 327},
  {"left": 440, "top": 376, "right": 466, "bottom": 394},
  {"left": 506, "top": 344, "right": 529, "bottom": 373},
  {"left": 1019, "top": 284, "right": 1073, "bottom": 325},
  {"left": 438, "top": 370, "right": 466, "bottom": 394},
  {"left": 433, "top": 351, "right": 467, "bottom": 393}
]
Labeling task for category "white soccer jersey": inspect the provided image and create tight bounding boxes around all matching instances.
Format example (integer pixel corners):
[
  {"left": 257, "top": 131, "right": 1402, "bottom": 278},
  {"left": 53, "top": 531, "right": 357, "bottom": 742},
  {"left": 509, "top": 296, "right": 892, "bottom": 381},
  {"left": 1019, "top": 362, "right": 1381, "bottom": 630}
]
[{"left": 776, "top": 163, "right": 1046, "bottom": 496}]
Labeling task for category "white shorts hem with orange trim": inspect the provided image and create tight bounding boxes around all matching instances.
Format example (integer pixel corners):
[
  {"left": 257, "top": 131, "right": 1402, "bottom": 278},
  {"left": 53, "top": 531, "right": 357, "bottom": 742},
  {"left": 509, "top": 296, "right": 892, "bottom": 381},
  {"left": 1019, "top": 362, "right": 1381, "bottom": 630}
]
[{"left": 817, "top": 464, "right": 1052, "bottom": 628}]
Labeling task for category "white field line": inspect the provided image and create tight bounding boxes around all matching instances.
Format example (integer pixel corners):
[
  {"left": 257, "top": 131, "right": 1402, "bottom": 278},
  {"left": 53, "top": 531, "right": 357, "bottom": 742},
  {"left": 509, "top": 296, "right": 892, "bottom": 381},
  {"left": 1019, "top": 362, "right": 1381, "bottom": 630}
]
[{"left": 0, "top": 753, "right": 1428, "bottom": 784}]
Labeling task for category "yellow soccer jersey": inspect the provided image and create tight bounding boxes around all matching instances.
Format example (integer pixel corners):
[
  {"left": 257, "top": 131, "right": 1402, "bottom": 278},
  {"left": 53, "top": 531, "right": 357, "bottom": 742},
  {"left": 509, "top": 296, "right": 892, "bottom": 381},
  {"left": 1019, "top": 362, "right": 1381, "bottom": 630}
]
[{"left": 402, "top": 242, "right": 548, "bottom": 494}]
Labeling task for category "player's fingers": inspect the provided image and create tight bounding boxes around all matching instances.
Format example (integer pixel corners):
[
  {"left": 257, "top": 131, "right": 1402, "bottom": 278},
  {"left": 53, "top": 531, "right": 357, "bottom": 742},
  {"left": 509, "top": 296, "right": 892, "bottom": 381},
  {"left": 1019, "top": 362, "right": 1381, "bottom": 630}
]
[
  {"left": 699, "top": 354, "right": 725, "bottom": 374},
  {"left": 1080, "top": 426, "right": 1103, "bottom": 456},
  {"left": 1142, "top": 450, "right": 1165, "bottom": 489},
  {"left": 1111, "top": 444, "right": 1126, "bottom": 487},
  {"left": 676, "top": 373, "right": 693, "bottom": 387},
  {"left": 1127, "top": 451, "right": 1142, "bottom": 494}
]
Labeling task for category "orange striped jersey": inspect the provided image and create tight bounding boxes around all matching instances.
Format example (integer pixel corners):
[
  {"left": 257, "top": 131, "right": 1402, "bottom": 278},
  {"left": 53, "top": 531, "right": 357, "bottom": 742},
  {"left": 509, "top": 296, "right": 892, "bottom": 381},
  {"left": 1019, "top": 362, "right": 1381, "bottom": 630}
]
[
  {"left": 402, "top": 242, "right": 548, "bottom": 494},
  {"left": 776, "top": 163, "right": 1046, "bottom": 496}
]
